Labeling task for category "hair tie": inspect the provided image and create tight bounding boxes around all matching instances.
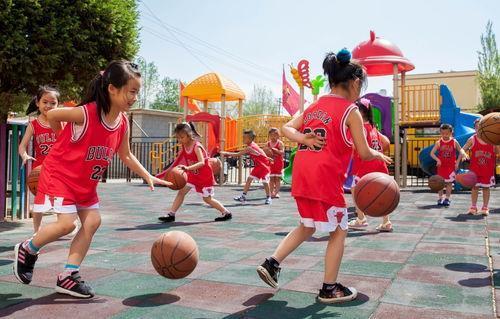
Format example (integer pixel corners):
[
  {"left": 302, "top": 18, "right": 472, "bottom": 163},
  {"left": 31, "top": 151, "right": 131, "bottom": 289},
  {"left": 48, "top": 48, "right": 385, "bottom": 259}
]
[
  {"left": 359, "top": 98, "right": 370, "bottom": 108},
  {"left": 336, "top": 48, "right": 351, "bottom": 65}
]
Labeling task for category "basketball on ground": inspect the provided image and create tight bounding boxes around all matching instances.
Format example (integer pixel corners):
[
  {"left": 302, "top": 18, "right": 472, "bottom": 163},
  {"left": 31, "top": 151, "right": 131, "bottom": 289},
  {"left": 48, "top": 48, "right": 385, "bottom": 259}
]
[
  {"left": 27, "top": 166, "right": 41, "bottom": 196},
  {"left": 165, "top": 167, "right": 187, "bottom": 190},
  {"left": 428, "top": 175, "right": 445, "bottom": 192},
  {"left": 477, "top": 112, "right": 500, "bottom": 145},
  {"left": 151, "top": 231, "right": 199, "bottom": 279},
  {"left": 353, "top": 172, "right": 400, "bottom": 217},
  {"left": 456, "top": 170, "right": 477, "bottom": 188}
]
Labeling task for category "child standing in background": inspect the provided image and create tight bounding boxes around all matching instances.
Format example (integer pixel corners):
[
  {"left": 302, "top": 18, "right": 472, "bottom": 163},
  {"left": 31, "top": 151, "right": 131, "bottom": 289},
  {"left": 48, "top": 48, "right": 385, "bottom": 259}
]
[
  {"left": 430, "top": 124, "right": 467, "bottom": 207},
  {"left": 266, "top": 127, "right": 284, "bottom": 198},
  {"left": 222, "top": 130, "right": 273, "bottom": 205}
]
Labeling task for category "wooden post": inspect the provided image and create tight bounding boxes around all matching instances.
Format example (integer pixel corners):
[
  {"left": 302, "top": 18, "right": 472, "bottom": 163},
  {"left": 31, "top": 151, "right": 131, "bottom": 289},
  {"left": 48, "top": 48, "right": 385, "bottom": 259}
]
[
  {"left": 393, "top": 64, "right": 401, "bottom": 186},
  {"left": 0, "top": 123, "right": 7, "bottom": 221},
  {"left": 237, "top": 99, "right": 243, "bottom": 185},
  {"left": 401, "top": 71, "right": 407, "bottom": 188},
  {"left": 203, "top": 100, "right": 208, "bottom": 148},
  {"left": 299, "top": 86, "right": 305, "bottom": 113},
  {"left": 183, "top": 96, "right": 189, "bottom": 121},
  {"left": 219, "top": 94, "right": 226, "bottom": 185}
]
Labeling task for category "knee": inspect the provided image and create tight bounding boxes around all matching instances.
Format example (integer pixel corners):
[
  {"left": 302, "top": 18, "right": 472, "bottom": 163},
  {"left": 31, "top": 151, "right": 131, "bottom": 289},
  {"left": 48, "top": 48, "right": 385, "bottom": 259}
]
[
  {"left": 60, "top": 219, "right": 77, "bottom": 234},
  {"left": 202, "top": 196, "right": 212, "bottom": 204},
  {"left": 83, "top": 216, "right": 101, "bottom": 233}
]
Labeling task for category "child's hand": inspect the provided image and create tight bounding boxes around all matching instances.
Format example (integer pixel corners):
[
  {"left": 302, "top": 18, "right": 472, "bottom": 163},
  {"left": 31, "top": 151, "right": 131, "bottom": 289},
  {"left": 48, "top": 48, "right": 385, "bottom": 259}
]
[
  {"left": 178, "top": 165, "right": 188, "bottom": 171},
  {"left": 146, "top": 175, "right": 172, "bottom": 191},
  {"left": 461, "top": 153, "right": 469, "bottom": 161},
  {"left": 375, "top": 151, "right": 392, "bottom": 165},
  {"left": 436, "top": 159, "right": 442, "bottom": 167},
  {"left": 21, "top": 154, "right": 36, "bottom": 166},
  {"left": 455, "top": 162, "right": 460, "bottom": 171},
  {"left": 303, "top": 132, "right": 325, "bottom": 149}
]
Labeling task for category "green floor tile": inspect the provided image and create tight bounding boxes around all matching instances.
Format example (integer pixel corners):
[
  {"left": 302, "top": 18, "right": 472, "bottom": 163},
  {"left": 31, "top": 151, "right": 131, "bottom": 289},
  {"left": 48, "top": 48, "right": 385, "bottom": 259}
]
[
  {"left": 84, "top": 252, "right": 151, "bottom": 270},
  {"left": 349, "top": 238, "right": 418, "bottom": 252},
  {"left": 110, "top": 303, "right": 226, "bottom": 319},
  {"left": 198, "top": 246, "right": 255, "bottom": 262},
  {"left": 313, "top": 260, "right": 403, "bottom": 279},
  {"left": 0, "top": 281, "right": 53, "bottom": 308},
  {"left": 408, "top": 253, "right": 488, "bottom": 268}
]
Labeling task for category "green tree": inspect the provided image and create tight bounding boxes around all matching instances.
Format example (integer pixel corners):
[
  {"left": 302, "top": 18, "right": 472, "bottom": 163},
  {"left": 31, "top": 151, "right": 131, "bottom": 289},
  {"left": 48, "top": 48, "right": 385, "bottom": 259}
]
[
  {"left": 244, "top": 85, "right": 278, "bottom": 115},
  {"left": 150, "top": 77, "right": 180, "bottom": 112},
  {"left": 135, "top": 56, "right": 160, "bottom": 109},
  {"left": 477, "top": 20, "right": 500, "bottom": 111},
  {"left": 0, "top": 0, "right": 140, "bottom": 124}
]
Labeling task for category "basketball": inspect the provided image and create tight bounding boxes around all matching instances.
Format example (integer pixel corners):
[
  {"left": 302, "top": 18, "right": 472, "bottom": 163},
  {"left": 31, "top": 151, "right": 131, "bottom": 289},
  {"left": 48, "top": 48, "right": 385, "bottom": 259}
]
[
  {"left": 456, "top": 170, "right": 477, "bottom": 188},
  {"left": 428, "top": 175, "right": 445, "bottom": 192},
  {"left": 263, "top": 147, "right": 273, "bottom": 158},
  {"left": 353, "top": 172, "right": 400, "bottom": 217},
  {"left": 208, "top": 157, "right": 222, "bottom": 176},
  {"left": 27, "top": 166, "right": 41, "bottom": 196},
  {"left": 165, "top": 167, "right": 187, "bottom": 190},
  {"left": 477, "top": 112, "right": 500, "bottom": 145},
  {"left": 151, "top": 231, "right": 199, "bottom": 279}
]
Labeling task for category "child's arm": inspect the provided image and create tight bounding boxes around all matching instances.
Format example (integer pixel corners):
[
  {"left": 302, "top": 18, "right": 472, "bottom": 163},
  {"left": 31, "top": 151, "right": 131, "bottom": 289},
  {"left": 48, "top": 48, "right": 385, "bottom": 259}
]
[
  {"left": 180, "top": 146, "right": 205, "bottom": 171},
  {"left": 455, "top": 139, "right": 469, "bottom": 162},
  {"left": 347, "top": 109, "right": 391, "bottom": 164},
  {"left": 220, "top": 149, "right": 248, "bottom": 157},
  {"left": 282, "top": 114, "right": 325, "bottom": 149},
  {"left": 458, "top": 137, "right": 473, "bottom": 165},
  {"left": 272, "top": 141, "right": 285, "bottom": 156},
  {"left": 118, "top": 129, "right": 172, "bottom": 190},
  {"left": 18, "top": 123, "right": 35, "bottom": 166},
  {"left": 379, "top": 132, "right": 390, "bottom": 152},
  {"left": 47, "top": 107, "right": 84, "bottom": 132},
  {"left": 430, "top": 142, "right": 441, "bottom": 166}
]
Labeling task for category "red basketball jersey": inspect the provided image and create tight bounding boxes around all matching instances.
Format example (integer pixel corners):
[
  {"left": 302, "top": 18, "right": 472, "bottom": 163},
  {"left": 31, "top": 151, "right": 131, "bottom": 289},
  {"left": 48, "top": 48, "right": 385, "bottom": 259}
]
[
  {"left": 470, "top": 135, "right": 495, "bottom": 177},
  {"left": 30, "top": 118, "right": 58, "bottom": 168},
  {"left": 180, "top": 141, "right": 215, "bottom": 188},
  {"left": 351, "top": 122, "right": 388, "bottom": 177},
  {"left": 248, "top": 142, "right": 271, "bottom": 170},
  {"left": 267, "top": 140, "right": 284, "bottom": 169},
  {"left": 292, "top": 95, "right": 357, "bottom": 207},
  {"left": 437, "top": 138, "right": 457, "bottom": 168},
  {"left": 38, "top": 102, "right": 128, "bottom": 199}
]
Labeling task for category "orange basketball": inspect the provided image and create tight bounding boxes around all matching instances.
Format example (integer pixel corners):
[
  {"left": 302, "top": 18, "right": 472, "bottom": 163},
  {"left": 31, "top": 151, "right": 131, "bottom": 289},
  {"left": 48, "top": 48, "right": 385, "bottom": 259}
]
[
  {"left": 477, "top": 112, "right": 500, "bottom": 145},
  {"left": 353, "top": 172, "right": 400, "bottom": 217},
  {"left": 456, "top": 171, "right": 477, "bottom": 188},
  {"left": 27, "top": 166, "right": 41, "bottom": 196},
  {"left": 151, "top": 231, "right": 199, "bottom": 279},
  {"left": 165, "top": 167, "right": 187, "bottom": 190},
  {"left": 208, "top": 157, "right": 222, "bottom": 176},
  {"left": 428, "top": 175, "right": 445, "bottom": 192}
]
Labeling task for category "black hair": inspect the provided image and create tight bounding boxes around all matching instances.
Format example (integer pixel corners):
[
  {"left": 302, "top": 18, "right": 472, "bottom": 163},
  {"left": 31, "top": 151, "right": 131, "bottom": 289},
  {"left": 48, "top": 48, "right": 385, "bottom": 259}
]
[
  {"left": 322, "top": 49, "right": 367, "bottom": 92},
  {"left": 174, "top": 122, "right": 201, "bottom": 139},
  {"left": 26, "top": 85, "right": 60, "bottom": 115},
  {"left": 79, "top": 60, "right": 141, "bottom": 114},
  {"left": 355, "top": 100, "right": 374, "bottom": 126},
  {"left": 268, "top": 127, "right": 280, "bottom": 135},
  {"left": 440, "top": 123, "right": 453, "bottom": 132},
  {"left": 244, "top": 130, "right": 256, "bottom": 140}
]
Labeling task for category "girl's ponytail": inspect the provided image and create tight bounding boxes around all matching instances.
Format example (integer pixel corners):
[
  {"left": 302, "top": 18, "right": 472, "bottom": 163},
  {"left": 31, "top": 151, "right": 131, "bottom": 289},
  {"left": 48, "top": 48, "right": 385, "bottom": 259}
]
[
  {"left": 25, "top": 97, "right": 39, "bottom": 115},
  {"left": 189, "top": 122, "right": 202, "bottom": 138}
]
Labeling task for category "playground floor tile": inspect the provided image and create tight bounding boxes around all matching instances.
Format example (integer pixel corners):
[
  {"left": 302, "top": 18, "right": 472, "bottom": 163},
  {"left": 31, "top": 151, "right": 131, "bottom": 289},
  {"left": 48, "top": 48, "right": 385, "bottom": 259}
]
[
  {"left": 109, "top": 304, "right": 227, "bottom": 319},
  {"left": 371, "top": 303, "right": 493, "bottom": 319}
]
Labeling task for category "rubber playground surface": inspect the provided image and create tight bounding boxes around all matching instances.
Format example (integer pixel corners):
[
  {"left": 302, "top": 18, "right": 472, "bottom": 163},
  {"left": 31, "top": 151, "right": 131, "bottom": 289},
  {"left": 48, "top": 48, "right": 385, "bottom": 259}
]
[{"left": 0, "top": 183, "right": 498, "bottom": 318}]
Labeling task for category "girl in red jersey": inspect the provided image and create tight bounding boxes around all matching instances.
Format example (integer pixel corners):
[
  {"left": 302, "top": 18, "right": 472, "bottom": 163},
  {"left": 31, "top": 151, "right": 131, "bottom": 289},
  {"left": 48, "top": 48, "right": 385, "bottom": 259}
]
[
  {"left": 265, "top": 127, "right": 285, "bottom": 199},
  {"left": 18, "top": 86, "right": 60, "bottom": 234},
  {"left": 461, "top": 118, "right": 499, "bottom": 215},
  {"left": 348, "top": 98, "right": 393, "bottom": 232},
  {"left": 430, "top": 124, "right": 467, "bottom": 207},
  {"left": 158, "top": 122, "right": 232, "bottom": 223},
  {"left": 256, "top": 49, "right": 391, "bottom": 303},
  {"left": 222, "top": 130, "right": 274, "bottom": 205},
  {"left": 13, "top": 61, "right": 170, "bottom": 298}
]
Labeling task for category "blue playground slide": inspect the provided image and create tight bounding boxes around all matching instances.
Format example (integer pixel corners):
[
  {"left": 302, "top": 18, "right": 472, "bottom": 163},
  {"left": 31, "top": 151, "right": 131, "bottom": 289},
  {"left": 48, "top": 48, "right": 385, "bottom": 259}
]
[{"left": 418, "top": 84, "right": 480, "bottom": 176}]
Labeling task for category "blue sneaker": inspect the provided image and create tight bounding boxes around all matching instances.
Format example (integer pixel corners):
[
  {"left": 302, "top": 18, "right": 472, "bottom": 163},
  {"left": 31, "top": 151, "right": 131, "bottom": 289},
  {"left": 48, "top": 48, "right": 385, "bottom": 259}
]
[
  {"left": 442, "top": 198, "right": 450, "bottom": 207},
  {"left": 437, "top": 199, "right": 444, "bottom": 206}
]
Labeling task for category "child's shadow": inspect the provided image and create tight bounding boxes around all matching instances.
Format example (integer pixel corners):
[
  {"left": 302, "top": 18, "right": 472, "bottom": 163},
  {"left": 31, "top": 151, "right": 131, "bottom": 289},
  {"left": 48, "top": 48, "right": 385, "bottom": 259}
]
[{"left": 444, "top": 214, "right": 484, "bottom": 222}]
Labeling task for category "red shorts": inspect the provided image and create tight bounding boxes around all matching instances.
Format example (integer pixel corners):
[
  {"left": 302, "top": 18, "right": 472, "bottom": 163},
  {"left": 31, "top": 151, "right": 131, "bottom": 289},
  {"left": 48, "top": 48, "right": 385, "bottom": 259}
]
[
  {"left": 34, "top": 191, "right": 99, "bottom": 214},
  {"left": 186, "top": 182, "right": 215, "bottom": 197},
  {"left": 475, "top": 175, "right": 495, "bottom": 188},
  {"left": 295, "top": 197, "right": 348, "bottom": 232},
  {"left": 270, "top": 158, "right": 284, "bottom": 177},
  {"left": 249, "top": 165, "right": 270, "bottom": 183},
  {"left": 437, "top": 165, "right": 456, "bottom": 182}
]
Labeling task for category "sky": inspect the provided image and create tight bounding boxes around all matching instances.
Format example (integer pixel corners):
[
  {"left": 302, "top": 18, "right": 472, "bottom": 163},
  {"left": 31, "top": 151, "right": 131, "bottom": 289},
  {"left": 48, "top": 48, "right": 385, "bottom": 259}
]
[{"left": 137, "top": 0, "right": 499, "bottom": 103}]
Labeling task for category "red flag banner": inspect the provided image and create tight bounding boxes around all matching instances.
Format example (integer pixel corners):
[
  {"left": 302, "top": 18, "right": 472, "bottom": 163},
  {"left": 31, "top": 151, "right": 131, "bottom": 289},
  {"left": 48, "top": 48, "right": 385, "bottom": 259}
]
[{"left": 282, "top": 69, "right": 300, "bottom": 116}]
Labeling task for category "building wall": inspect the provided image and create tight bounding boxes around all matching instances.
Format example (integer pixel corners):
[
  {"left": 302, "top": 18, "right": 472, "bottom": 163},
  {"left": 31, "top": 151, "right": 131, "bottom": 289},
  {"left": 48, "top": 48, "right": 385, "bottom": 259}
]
[
  {"left": 402, "top": 70, "right": 480, "bottom": 113},
  {"left": 129, "top": 108, "right": 182, "bottom": 142}
]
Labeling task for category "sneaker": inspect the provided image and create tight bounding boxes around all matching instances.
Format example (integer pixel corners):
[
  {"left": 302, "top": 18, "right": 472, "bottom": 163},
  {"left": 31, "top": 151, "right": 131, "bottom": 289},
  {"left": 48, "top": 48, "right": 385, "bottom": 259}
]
[
  {"left": 468, "top": 206, "right": 478, "bottom": 215},
  {"left": 233, "top": 194, "right": 246, "bottom": 203},
  {"left": 55, "top": 271, "right": 95, "bottom": 298},
  {"left": 317, "top": 282, "right": 358, "bottom": 304},
  {"left": 348, "top": 218, "right": 368, "bottom": 229},
  {"left": 437, "top": 199, "right": 444, "bottom": 206},
  {"left": 265, "top": 197, "right": 272, "bottom": 205},
  {"left": 158, "top": 213, "right": 175, "bottom": 223},
  {"left": 376, "top": 222, "right": 393, "bottom": 232},
  {"left": 215, "top": 212, "right": 232, "bottom": 222},
  {"left": 257, "top": 259, "right": 280, "bottom": 288},
  {"left": 442, "top": 198, "right": 450, "bottom": 207},
  {"left": 481, "top": 207, "right": 489, "bottom": 216},
  {"left": 13, "top": 242, "right": 38, "bottom": 284}
]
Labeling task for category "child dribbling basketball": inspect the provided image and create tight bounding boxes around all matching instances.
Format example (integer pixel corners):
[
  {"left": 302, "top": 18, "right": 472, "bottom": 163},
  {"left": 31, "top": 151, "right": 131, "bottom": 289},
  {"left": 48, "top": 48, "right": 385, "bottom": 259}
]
[
  {"left": 256, "top": 49, "right": 391, "bottom": 303},
  {"left": 18, "top": 86, "right": 60, "bottom": 234},
  {"left": 430, "top": 124, "right": 467, "bottom": 207},
  {"left": 222, "top": 130, "right": 274, "bottom": 205},
  {"left": 13, "top": 61, "right": 170, "bottom": 298},
  {"left": 158, "top": 122, "right": 232, "bottom": 222},
  {"left": 461, "top": 118, "right": 499, "bottom": 215},
  {"left": 266, "top": 127, "right": 285, "bottom": 198},
  {"left": 348, "top": 98, "right": 393, "bottom": 232}
]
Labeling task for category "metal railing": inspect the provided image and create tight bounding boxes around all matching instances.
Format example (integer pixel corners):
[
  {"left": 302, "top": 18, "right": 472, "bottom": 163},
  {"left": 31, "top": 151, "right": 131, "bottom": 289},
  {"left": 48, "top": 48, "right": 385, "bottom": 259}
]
[{"left": 401, "top": 84, "right": 441, "bottom": 125}]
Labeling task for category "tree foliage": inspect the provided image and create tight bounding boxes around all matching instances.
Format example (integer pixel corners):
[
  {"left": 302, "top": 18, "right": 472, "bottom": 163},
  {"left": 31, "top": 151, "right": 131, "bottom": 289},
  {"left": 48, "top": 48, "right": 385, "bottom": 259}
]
[
  {"left": 150, "top": 77, "right": 180, "bottom": 112},
  {"left": 135, "top": 56, "right": 160, "bottom": 109},
  {"left": 477, "top": 21, "right": 500, "bottom": 111},
  {"left": 0, "top": 0, "right": 140, "bottom": 123},
  {"left": 244, "top": 85, "right": 278, "bottom": 116}
]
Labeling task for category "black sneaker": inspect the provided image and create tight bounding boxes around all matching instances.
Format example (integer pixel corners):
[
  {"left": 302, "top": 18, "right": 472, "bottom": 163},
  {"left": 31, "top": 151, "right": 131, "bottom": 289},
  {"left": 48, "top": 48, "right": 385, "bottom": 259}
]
[
  {"left": 256, "top": 259, "right": 280, "bottom": 288},
  {"left": 442, "top": 198, "right": 450, "bottom": 207},
  {"left": 55, "top": 271, "right": 95, "bottom": 298},
  {"left": 214, "top": 212, "right": 232, "bottom": 222},
  {"left": 437, "top": 199, "right": 444, "bottom": 206},
  {"left": 158, "top": 214, "right": 175, "bottom": 223},
  {"left": 317, "top": 282, "right": 358, "bottom": 304},
  {"left": 13, "top": 242, "right": 38, "bottom": 284}
]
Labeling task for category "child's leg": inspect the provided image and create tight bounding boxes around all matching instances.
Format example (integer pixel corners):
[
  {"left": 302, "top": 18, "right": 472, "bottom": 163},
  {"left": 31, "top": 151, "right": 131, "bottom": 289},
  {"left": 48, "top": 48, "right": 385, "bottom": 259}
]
[
  {"left": 323, "top": 227, "right": 347, "bottom": 283},
  {"left": 438, "top": 189, "right": 443, "bottom": 200},
  {"left": 31, "top": 213, "right": 77, "bottom": 248},
  {"left": 274, "top": 177, "right": 281, "bottom": 196},
  {"left": 32, "top": 213, "right": 43, "bottom": 234},
  {"left": 445, "top": 183, "right": 452, "bottom": 199},
  {"left": 170, "top": 186, "right": 191, "bottom": 213},
  {"left": 483, "top": 187, "right": 490, "bottom": 208},
  {"left": 242, "top": 177, "right": 253, "bottom": 193},
  {"left": 263, "top": 182, "right": 271, "bottom": 197},
  {"left": 203, "top": 196, "right": 227, "bottom": 214},
  {"left": 471, "top": 186, "right": 479, "bottom": 207},
  {"left": 269, "top": 177, "right": 275, "bottom": 195},
  {"left": 66, "top": 209, "right": 101, "bottom": 266},
  {"left": 271, "top": 224, "right": 315, "bottom": 262}
]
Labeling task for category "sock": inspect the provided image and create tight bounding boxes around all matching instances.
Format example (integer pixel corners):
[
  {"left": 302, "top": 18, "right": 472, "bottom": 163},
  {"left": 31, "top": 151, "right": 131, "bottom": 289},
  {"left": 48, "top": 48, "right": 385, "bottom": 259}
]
[
  {"left": 62, "top": 264, "right": 80, "bottom": 276},
  {"left": 322, "top": 282, "right": 337, "bottom": 291},
  {"left": 267, "top": 256, "right": 280, "bottom": 268},
  {"left": 168, "top": 211, "right": 176, "bottom": 216},
  {"left": 23, "top": 240, "right": 40, "bottom": 255}
]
